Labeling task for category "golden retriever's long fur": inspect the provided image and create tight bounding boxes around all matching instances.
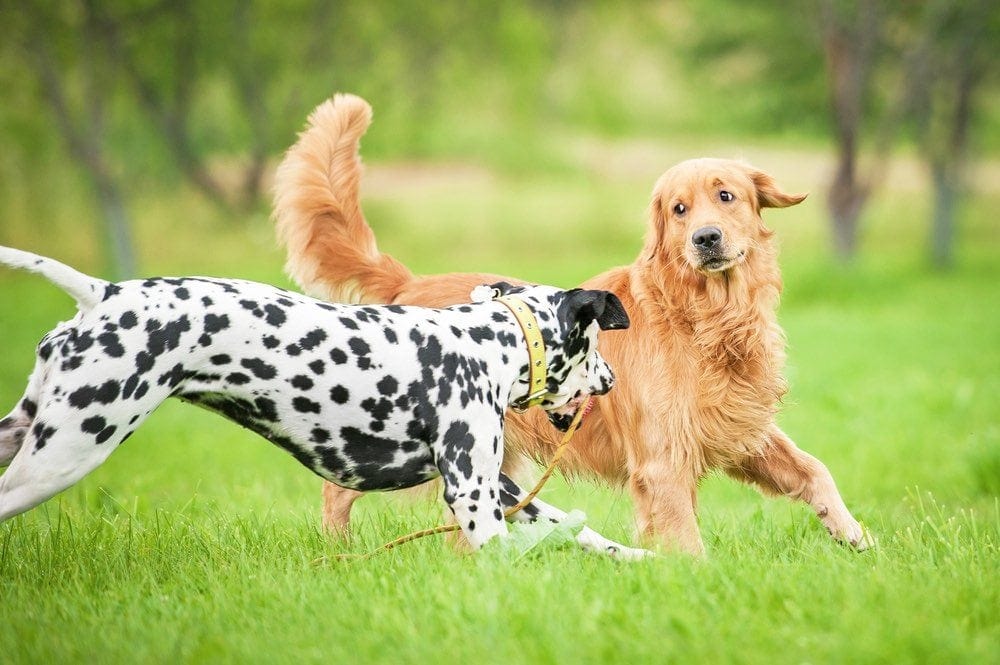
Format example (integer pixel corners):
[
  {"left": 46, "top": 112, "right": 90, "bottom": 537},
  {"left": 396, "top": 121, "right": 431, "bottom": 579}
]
[{"left": 274, "top": 94, "right": 870, "bottom": 554}]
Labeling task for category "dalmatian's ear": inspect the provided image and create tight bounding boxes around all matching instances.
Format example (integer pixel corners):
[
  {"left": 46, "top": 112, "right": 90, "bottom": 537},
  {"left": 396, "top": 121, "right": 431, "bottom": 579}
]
[
  {"left": 562, "top": 289, "right": 630, "bottom": 331},
  {"left": 470, "top": 281, "right": 518, "bottom": 303}
]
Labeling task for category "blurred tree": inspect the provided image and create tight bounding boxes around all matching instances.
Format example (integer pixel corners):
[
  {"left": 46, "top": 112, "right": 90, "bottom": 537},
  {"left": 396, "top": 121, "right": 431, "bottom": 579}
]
[
  {"left": 819, "top": 0, "right": 883, "bottom": 261},
  {"left": 895, "top": 0, "right": 997, "bottom": 267},
  {"left": 0, "top": 0, "right": 342, "bottom": 276},
  {"left": 2, "top": 1, "right": 138, "bottom": 278},
  {"left": 677, "top": 0, "right": 998, "bottom": 265}
]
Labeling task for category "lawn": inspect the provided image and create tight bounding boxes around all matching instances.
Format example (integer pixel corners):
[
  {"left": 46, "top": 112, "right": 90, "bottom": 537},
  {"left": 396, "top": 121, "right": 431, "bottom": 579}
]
[{"left": 0, "top": 147, "right": 997, "bottom": 663}]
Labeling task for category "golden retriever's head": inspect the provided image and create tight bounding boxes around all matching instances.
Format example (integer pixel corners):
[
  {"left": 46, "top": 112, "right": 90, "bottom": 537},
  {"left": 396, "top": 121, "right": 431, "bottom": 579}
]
[{"left": 644, "top": 159, "right": 806, "bottom": 275}]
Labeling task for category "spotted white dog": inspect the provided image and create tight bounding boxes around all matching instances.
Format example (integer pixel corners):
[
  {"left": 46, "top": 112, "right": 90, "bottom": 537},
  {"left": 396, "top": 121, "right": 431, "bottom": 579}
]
[{"left": 0, "top": 246, "right": 649, "bottom": 558}]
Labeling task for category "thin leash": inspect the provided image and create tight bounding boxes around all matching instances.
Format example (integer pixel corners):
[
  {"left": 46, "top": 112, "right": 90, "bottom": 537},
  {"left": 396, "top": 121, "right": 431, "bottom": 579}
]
[{"left": 318, "top": 395, "right": 591, "bottom": 563}]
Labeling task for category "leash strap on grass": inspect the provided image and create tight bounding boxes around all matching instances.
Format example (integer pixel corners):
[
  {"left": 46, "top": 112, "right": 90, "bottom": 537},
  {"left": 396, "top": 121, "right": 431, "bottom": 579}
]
[{"left": 323, "top": 396, "right": 592, "bottom": 563}]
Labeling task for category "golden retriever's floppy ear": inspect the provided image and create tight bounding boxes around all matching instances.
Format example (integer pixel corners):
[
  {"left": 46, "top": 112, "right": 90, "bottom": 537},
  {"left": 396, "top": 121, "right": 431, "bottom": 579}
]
[
  {"left": 749, "top": 170, "right": 807, "bottom": 209},
  {"left": 644, "top": 193, "right": 666, "bottom": 261}
]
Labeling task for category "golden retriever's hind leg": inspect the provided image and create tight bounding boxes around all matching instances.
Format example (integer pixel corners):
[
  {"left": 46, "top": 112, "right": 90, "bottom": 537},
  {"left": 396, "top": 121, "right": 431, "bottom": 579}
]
[
  {"left": 629, "top": 462, "right": 705, "bottom": 555},
  {"left": 321, "top": 482, "right": 363, "bottom": 536},
  {"left": 727, "top": 427, "right": 874, "bottom": 549}
]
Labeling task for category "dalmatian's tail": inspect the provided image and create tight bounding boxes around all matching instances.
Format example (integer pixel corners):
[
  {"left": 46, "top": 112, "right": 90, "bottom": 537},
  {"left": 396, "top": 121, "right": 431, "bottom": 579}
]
[
  {"left": 273, "top": 93, "right": 414, "bottom": 305},
  {"left": 0, "top": 246, "right": 108, "bottom": 313}
]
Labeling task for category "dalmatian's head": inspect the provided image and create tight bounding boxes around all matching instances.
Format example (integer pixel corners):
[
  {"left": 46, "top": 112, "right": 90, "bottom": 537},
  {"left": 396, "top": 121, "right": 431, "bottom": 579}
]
[{"left": 472, "top": 281, "right": 629, "bottom": 431}]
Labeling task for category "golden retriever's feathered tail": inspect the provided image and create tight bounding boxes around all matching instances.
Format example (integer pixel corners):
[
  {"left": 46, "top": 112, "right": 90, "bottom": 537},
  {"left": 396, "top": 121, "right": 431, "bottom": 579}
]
[{"left": 273, "top": 94, "right": 413, "bottom": 304}]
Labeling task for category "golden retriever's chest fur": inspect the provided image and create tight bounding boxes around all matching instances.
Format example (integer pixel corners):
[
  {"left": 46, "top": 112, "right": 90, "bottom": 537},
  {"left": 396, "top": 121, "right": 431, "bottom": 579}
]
[{"left": 620, "top": 264, "right": 787, "bottom": 471}]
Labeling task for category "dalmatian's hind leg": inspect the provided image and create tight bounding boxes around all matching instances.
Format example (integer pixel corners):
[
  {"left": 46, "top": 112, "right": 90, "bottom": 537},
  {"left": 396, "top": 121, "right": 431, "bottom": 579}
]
[
  {"left": 0, "top": 362, "right": 46, "bottom": 466},
  {"left": 499, "top": 472, "right": 653, "bottom": 560},
  {"left": 0, "top": 383, "right": 165, "bottom": 522},
  {"left": 0, "top": 403, "right": 33, "bottom": 467}
]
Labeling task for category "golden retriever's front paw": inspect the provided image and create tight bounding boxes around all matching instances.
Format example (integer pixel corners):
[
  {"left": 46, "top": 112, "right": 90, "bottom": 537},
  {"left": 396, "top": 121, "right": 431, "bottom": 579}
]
[{"left": 833, "top": 519, "right": 877, "bottom": 551}]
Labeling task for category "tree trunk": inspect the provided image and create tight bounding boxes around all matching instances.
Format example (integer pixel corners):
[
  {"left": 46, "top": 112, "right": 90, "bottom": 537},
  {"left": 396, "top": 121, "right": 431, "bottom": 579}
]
[
  {"left": 929, "top": 163, "right": 954, "bottom": 268},
  {"left": 27, "top": 16, "right": 138, "bottom": 279},
  {"left": 819, "top": 0, "right": 878, "bottom": 262}
]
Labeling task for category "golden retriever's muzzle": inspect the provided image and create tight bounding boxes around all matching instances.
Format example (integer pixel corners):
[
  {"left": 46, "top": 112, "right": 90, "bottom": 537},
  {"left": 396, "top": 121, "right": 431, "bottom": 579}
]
[{"left": 692, "top": 225, "right": 743, "bottom": 271}]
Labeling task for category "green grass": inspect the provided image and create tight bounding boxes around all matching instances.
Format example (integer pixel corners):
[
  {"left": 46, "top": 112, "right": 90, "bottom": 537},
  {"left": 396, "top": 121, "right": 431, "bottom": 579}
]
[{"left": 1, "top": 151, "right": 998, "bottom": 663}]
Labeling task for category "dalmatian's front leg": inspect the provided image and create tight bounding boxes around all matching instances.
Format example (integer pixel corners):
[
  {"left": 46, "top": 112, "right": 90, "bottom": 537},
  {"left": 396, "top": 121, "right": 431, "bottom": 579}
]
[
  {"left": 499, "top": 473, "right": 654, "bottom": 560},
  {"left": 435, "top": 421, "right": 508, "bottom": 550}
]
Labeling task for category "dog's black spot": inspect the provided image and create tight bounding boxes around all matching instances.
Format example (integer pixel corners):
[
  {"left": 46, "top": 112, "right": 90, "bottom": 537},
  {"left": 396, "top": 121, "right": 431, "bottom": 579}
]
[
  {"left": 210, "top": 354, "right": 231, "bottom": 365},
  {"left": 61, "top": 355, "right": 84, "bottom": 371},
  {"left": 239, "top": 299, "right": 260, "bottom": 314},
  {"left": 290, "top": 375, "right": 314, "bottom": 391},
  {"left": 146, "top": 315, "right": 191, "bottom": 357},
  {"left": 226, "top": 372, "right": 251, "bottom": 385},
  {"left": 68, "top": 380, "right": 121, "bottom": 409},
  {"left": 32, "top": 421, "right": 56, "bottom": 451},
  {"left": 329, "top": 385, "right": 349, "bottom": 404},
  {"left": 264, "top": 304, "right": 286, "bottom": 327},
  {"left": 254, "top": 397, "right": 279, "bottom": 422},
  {"left": 441, "top": 420, "right": 476, "bottom": 480},
  {"left": 468, "top": 326, "right": 495, "bottom": 344},
  {"left": 119, "top": 311, "right": 138, "bottom": 329},
  {"left": 376, "top": 376, "right": 399, "bottom": 397},
  {"left": 97, "top": 332, "right": 125, "bottom": 358},
  {"left": 80, "top": 416, "right": 118, "bottom": 445},
  {"left": 285, "top": 343, "right": 302, "bottom": 356},
  {"left": 348, "top": 337, "right": 370, "bottom": 358},
  {"left": 21, "top": 399, "right": 38, "bottom": 419},
  {"left": 241, "top": 357, "right": 277, "bottom": 380},
  {"left": 135, "top": 351, "right": 155, "bottom": 374},
  {"left": 341, "top": 426, "right": 395, "bottom": 467},
  {"left": 298, "top": 328, "right": 327, "bottom": 351},
  {"left": 311, "top": 428, "right": 330, "bottom": 443},
  {"left": 81, "top": 415, "right": 106, "bottom": 434},
  {"left": 204, "top": 313, "right": 230, "bottom": 334},
  {"left": 497, "top": 331, "right": 518, "bottom": 348},
  {"left": 263, "top": 335, "right": 280, "bottom": 349},
  {"left": 122, "top": 374, "right": 139, "bottom": 399},
  {"left": 339, "top": 317, "right": 359, "bottom": 330},
  {"left": 71, "top": 330, "right": 95, "bottom": 353},
  {"left": 174, "top": 287, "right": 190, "bottom": 300},
  {"left": 329, "top": 348, "right": 347, "bottom": 365},
  {"left": 417, "top": 335, "right": 442, "bottom": 366},
  {"left": 361, "top": 396, "right": 394, "bottom": 428},
  {"left": 308, "top": 359, "right": 325, "bottom": 375},
  {"left": 384, "top": 327, "right": 398, "bottom": 344},
  {"left": 157, "top": 363, "right": 189, "bottom": 389},
  {"left": 292, "top": 396, "right": 321, "bottom": 414}
]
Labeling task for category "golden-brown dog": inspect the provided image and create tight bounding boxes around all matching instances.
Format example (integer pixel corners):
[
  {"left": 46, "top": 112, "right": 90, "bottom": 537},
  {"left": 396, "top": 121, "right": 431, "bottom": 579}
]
[{"left": 273, "top": 94, "right": 871, "bottom": 554}]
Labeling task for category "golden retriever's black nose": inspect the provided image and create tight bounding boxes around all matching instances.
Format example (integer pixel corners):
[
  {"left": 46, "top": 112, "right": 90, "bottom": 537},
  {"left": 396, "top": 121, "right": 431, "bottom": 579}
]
[{"left": 692, "top": 226, "right": 722, "bottom": 251}]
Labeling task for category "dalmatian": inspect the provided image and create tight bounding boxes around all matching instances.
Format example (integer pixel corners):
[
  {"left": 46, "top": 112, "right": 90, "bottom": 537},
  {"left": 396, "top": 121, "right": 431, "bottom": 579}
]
[{"left": 0, "top": 246, "right": 651, "bottom": 558}]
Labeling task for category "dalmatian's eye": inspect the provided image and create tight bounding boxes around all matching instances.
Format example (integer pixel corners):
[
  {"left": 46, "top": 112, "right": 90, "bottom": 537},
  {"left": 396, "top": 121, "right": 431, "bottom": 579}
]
[
  {"left": 719, "top": 190, "right": 734, "bottom": 202},
  {"left": 673, "top": 203, "right": 686, "bottom": 216}
]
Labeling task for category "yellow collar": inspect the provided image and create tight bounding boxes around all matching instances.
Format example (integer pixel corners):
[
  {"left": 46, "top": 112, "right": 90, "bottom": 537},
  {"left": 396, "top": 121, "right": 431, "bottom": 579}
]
[{"left": 494, "top": 295, "right": 548, "bottom": 412}]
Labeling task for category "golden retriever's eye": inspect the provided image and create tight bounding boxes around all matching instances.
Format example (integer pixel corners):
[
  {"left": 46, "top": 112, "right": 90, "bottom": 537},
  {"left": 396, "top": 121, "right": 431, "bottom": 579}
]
[
  {"left": 720, "top": 190, "right": 734, "bottom": 202},
  {"left": 673, "top": 203, "right": 687, "bottom": 216}
]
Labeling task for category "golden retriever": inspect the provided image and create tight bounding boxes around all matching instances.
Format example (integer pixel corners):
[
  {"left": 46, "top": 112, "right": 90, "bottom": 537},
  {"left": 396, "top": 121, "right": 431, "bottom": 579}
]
[{"left": 273, "top": 94, "right": 871, "bottom": 554}]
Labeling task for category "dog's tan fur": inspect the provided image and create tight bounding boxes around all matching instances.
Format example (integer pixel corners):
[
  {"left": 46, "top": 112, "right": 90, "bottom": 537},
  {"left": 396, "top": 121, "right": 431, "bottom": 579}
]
[{"left": 274, "top": 94, "right": 869, "bottom": 554}]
